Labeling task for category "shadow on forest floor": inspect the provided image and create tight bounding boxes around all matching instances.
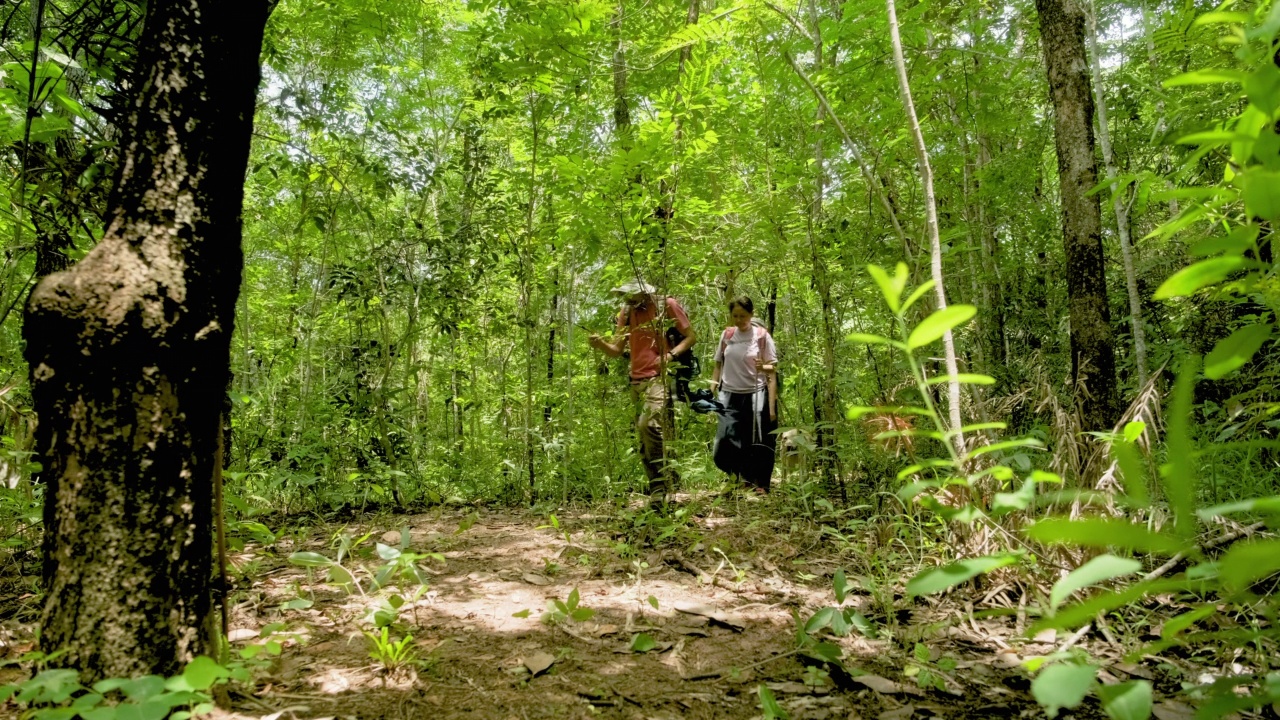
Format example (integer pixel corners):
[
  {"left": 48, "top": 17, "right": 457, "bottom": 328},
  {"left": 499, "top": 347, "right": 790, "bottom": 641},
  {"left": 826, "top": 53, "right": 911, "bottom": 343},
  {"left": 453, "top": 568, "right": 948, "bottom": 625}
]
[{"left": 3, "top": 498, "right": 1191, "bottom": 719}]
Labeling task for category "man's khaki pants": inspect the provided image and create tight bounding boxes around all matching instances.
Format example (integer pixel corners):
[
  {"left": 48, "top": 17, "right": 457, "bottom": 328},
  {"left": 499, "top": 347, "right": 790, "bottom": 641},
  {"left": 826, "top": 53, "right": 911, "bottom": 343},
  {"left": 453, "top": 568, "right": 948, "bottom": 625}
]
[{"left": 631, "top": 377, "right": 676, "bottom": 496}]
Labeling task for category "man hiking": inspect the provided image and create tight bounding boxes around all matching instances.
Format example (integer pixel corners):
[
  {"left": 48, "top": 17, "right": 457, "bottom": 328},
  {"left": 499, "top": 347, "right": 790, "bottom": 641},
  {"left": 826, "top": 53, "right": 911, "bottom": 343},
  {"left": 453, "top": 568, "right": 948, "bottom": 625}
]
[{"left": 588, "top": 281, "right": 697, "bottom": 502}]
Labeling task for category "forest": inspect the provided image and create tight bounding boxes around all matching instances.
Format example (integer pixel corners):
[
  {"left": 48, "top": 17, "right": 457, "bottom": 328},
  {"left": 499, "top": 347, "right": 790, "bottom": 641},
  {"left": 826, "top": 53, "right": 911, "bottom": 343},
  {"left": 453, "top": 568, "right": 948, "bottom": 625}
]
[{"left": 0, "top": 0, "right": 1278, "bottom": 717}]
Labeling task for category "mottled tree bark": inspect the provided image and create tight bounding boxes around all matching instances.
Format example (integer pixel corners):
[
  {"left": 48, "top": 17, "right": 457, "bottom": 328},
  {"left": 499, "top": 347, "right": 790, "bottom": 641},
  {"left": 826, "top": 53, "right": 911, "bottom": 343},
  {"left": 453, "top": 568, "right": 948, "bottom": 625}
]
[
  {"left": 1035, "top": 0, "right": 1119, "bottom": 432},
  {"left": 23, "top": 0, "right": 270, "bottom": 681}
]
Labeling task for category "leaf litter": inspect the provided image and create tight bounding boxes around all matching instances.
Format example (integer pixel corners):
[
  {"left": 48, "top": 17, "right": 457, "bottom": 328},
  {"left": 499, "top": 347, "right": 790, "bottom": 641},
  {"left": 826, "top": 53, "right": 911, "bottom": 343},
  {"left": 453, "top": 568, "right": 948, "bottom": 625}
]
[{"left": 0, "top": 505, "right": 1225, "bottom": 718}]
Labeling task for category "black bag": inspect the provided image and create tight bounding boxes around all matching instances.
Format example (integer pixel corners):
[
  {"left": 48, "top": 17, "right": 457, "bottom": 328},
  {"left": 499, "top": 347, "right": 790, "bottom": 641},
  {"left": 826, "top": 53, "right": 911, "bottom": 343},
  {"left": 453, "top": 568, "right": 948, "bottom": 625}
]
[{"left": 665, "top": 326, "right": 700, "bottom": 402}]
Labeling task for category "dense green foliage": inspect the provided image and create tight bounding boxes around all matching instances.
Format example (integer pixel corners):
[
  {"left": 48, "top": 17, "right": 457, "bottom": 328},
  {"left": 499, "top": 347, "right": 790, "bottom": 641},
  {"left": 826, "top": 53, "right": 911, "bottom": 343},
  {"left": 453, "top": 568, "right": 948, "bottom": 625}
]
[
  {"left": 2, "top": 1, "right": 1280, "bottom": 712},
  {"left": 0, "top": 0, "right": 1273, "bottom": 511}
]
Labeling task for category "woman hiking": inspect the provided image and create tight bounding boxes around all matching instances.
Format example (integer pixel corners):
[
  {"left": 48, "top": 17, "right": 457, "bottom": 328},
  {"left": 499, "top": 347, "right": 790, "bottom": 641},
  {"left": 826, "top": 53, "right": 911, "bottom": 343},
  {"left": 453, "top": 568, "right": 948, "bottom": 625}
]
[{"left": 709, "top": 296, "right": 778, "bottom": 494}]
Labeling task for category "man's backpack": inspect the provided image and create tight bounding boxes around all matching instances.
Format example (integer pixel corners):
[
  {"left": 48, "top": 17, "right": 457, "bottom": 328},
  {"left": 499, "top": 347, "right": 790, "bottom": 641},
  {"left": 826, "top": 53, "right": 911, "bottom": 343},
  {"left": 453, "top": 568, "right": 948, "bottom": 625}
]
[{"left": 665, "top": 325, "right": 700, "bottom": 402}]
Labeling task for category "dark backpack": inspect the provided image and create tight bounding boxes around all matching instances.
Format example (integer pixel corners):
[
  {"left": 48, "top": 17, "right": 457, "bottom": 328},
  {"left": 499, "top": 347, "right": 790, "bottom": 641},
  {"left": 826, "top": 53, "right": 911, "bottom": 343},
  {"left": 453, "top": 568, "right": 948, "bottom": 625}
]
[{"left": 665, "top": 326, "right": 700, "bottom": 402}]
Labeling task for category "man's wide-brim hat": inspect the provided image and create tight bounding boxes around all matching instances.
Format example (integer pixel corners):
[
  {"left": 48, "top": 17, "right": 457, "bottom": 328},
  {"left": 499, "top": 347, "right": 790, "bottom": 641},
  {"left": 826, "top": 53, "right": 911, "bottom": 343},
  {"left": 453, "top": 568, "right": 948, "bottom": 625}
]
[{"left": 610, "top": 281, "right": 656, "bottom": 297}]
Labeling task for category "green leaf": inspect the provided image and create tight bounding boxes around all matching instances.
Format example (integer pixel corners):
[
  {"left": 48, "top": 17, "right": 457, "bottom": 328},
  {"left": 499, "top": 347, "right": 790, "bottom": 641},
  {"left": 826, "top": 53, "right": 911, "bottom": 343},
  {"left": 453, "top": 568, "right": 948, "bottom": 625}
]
[
  {"left": 1031, "top": 579, "right": 1198, "bottom": 633},
  {"left": 567, "top": 587, "right": 580, "bottom": 611},
  {"left": 1024, "top": 519, "right": 1187, "bottom": 555},
  {"left": 376, "top": 543, "right": 401, "bottom": 560},
  {"left": 630, "top": 633, "right": 658, "bottom": 653},
  {"left": 866, "top": 263, "right": 907, "bottom": 313},
  {"left": 1160, "top": 604, "right": 1214, "bottom": 639},
  {"left": 569, "top": 607, "right": 596, "bottom": 622},
  {"left": 1190, "top": 225, "right": 1259, "bottom": 257},
  {"left": 991, "top": 479, "right": 1037, "bottom": 516},
  {"left": 1193, "top": 10, "right": 1251, "bottom": 25},
  {"left": 512, "top": 609, "right": 531, "bottom": 618},
  {"left": 1153, "top": 256, "right": 1250, "bottom": 299},
  {"left": 804, "top": 607, "right": 835, "bottom": 634},
  {"left": 926, "top": 373, "right": 995, "bottom": 386},
  {"left": 1205, "top": 324, "right": 1271, "bottom": 379},
  {"left": 327, "top": 565, "right": 354, "bottom": 585},
  {"left": 1217, "top": 539, "right": 1280, "bottom": 592},
  {"left": 906, "top": 554, "right": 1019, "bottom": 597},
  {"left": 843, "top": 610, "right": 878, "bottom": 638},
  {"left": 758, "top": 684, "right": 789, "bottom": 719},
  {"left": 833, "top": 569, "right": 848, "bottom": 604},
  {"left": 1198, "top": 495, "right": 1280, "bottom": 519},
  {"left": 288, "top": 551, "right": 332, "bottom": 567},
  {"left": 900, "top": 280, "right": 936, "bottom": 314},
  {"left": 1031, "top": 663, "right": 1097, "bottom": 718},
  {"left": 908, "top": 305, "right": 976, "bottom": 349},
  {"left": 966, "top": 438, "right": 1045, "bottom": 458},
  {"left": 1244, "top": 64, "right": 1280, "bottom": 115},
  {"left": 1173, "top": 130, "right": 1255, "bottom": 146},
  {"left": 1113, "top": 442, "right": 1150, "bottom": 508},
  {"left": 1098, "top": 680, "right": 1153, "bottom": 720},
  {"left": 647, "top": 595, "right": 660, "bottom": 609},
  {"left": 1049, "top": 555, "right": 1142, "bottom": 609},
  {"left": 1242, "top": 169, "right": 1280, "bottom": 221},
  {"left": 182, "top": 656, "right": 228, "bottom": 691},
  {"left": 1123, "top": 421, "right": 1146, "bottom": 443},
  {"left": 846, "top": 332, "right": 896, "bottom": 346},
  {"left": 913, "top": 642, "right": 930, "bottom": 663},
  {"left": 1163, "top": 69, "right": 1247, "bottom": 86}
]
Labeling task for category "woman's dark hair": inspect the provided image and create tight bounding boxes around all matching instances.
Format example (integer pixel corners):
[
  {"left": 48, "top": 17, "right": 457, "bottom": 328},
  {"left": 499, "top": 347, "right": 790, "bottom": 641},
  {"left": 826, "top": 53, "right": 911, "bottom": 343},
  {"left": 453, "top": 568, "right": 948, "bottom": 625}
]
[{"left": 727, "top": 295, "right": 754, "bottom": 314}]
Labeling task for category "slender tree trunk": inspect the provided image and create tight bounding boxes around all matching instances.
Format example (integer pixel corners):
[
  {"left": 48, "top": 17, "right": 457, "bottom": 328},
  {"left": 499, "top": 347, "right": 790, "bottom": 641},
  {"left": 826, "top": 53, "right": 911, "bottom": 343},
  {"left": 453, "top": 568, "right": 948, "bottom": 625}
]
[
  {"left": 611, "top": 0, "right": 632, "bottom": 149},
  {"left": 655, "top": 0, "right": 699, "bottom": 235},
  {"left": 1142, "top": 2, "right": 1177, "bottom": 216},
  {"left": 801, "top": 0, "right": 843, "bottom": 500},
  {"left": 887, "top": 0, "right": 965, "bottom": 454},
  {"left": 523, "top": 93, "right": 540, "bottom": 503},
  {"left": 1088, "top": 3, "right": 1148, "bottom": 391},
  {"left": 1035, "top": 0, "right": 1119, "bottom": 432},
  {"left": 23, "top": 0, "right": 270, "bottom": 681},
  {"left": 966, "top": 9, "right": 1009, "bottom": 370}
]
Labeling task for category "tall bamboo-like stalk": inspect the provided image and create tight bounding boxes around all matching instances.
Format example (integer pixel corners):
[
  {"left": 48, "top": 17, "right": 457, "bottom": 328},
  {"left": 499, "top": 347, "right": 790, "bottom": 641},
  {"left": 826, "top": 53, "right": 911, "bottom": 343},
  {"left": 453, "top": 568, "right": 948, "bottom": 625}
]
[
  {"left": 886, "top": 0, "right": 965, "bottom": 454},
  {"left": 1088, "top": 2, "right": 1148, "bottom": 390}
]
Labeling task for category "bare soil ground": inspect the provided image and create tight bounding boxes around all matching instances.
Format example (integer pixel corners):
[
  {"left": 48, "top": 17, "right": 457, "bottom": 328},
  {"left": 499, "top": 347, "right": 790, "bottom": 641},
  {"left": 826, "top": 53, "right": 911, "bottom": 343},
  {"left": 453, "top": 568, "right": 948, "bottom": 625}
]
[{"left": 0, "top": 498, "right": 1225, "bottom": 719}]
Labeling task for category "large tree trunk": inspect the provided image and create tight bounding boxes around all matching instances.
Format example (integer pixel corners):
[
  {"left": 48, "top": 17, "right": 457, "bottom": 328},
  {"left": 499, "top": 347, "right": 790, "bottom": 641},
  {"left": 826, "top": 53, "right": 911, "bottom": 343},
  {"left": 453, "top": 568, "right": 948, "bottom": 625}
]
[
  {"left": 23, "top": 0, "right": 270, "bottom": 681},
  {"left": 1035, "top": 0, "right": 1119, "bottom": 433}
]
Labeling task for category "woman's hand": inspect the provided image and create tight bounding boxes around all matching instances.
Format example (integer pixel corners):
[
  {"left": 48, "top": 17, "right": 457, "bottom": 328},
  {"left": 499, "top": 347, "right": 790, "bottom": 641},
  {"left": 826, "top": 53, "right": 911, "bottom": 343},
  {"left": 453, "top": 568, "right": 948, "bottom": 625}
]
[
  {"left": 769, "top": 407, "right": 777, "bottom": 421},
  {"left": 709, "top": 379, "right": 720, "bottom": 393}
]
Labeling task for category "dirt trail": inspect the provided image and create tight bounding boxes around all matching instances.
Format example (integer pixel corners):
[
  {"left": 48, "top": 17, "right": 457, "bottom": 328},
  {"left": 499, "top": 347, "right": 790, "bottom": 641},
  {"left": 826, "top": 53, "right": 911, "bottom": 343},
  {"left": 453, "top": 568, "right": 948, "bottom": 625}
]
[{"left": 201, "top": 504, "right": 1124, "bottom": 720}]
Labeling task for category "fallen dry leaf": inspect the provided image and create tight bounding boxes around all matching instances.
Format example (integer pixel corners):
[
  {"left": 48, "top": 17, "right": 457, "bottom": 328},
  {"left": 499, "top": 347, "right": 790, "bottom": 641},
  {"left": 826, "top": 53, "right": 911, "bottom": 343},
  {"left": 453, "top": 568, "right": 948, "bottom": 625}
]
[
  {"left": 1152, "top": 700, "right": 1196, "bottom": 720},
  {"left": 381, "top": 530, "right": 402, "bottom": 545},
  {"left": 852, "top": 674, "right": 922, "bottom": 696},
  {"left": 592, "top": 623, "right": 621, "bottom": 637},
  {"left": 523, "top": 651, "right": 556, "bottom": 676},
  {"left": 522, "top": 572, "right": 552, "bottom": 586},
  {"left": 877, "top": 704, "right": 915, "bottom": 720},
  {"left": 673, "top": 601, "right": 745, "bottom": 631}
]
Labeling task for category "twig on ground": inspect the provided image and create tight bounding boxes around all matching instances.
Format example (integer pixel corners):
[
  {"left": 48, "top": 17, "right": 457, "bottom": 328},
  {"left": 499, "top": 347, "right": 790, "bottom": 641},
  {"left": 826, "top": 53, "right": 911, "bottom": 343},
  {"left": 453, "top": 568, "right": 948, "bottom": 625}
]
[
  {"left": 1095, "top": 613, "right": 1119, "bottom": 647},
  {"left": 1015, "top": 586, "right": 1027, "bottom": 636},
  {"left": 1058, "top": 624, "right": 1092, "bottom": 652},
  {"left": 685, "top": 647, "right": 801, "bottom": 681}
]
